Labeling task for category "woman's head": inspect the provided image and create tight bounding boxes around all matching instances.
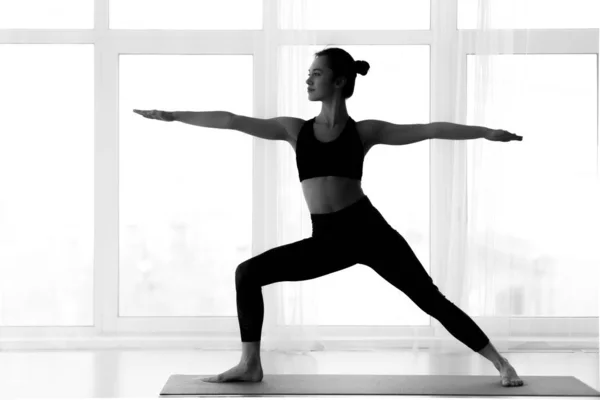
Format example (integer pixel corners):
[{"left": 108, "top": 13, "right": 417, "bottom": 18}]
[{"left": 306, "top": 47, "right": 370, "bottom": 101}]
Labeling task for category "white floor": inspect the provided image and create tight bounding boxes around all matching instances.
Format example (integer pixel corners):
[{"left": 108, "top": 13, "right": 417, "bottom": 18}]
[{"left": 0, "top": 349, "right": 598, "bottom": 398}]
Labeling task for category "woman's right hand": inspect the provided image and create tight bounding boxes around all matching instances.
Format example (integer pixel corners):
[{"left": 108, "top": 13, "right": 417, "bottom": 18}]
[{"left": 133, "top": 109, "right": 175, "bottom": 122}]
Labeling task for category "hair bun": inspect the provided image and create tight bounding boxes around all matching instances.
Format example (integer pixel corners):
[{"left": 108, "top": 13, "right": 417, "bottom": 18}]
[{"left": 355, "top": 60, "right": 370, "bottom": 76}]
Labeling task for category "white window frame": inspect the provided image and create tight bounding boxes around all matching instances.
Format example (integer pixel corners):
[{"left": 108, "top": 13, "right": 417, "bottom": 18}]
[{"left": 0, "top": 0, "right": 597, "bottom": 350}]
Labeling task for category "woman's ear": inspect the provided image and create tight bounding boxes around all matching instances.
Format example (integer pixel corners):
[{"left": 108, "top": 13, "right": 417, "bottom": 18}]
[{"left": 335, "top": 76, "right": 347, "bottom": 89}]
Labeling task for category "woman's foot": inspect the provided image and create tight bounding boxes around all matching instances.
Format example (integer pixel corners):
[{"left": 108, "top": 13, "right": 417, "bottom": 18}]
[
  {"left": 200, "top": 362, "right": 263, "bottom": 383},
  {"left": 499, "top": 358, "right": 524, "bottom": 387}
]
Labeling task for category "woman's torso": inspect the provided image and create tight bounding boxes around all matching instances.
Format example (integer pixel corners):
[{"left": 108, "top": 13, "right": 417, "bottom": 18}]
[{"left": 288, "top": 118, "right": 375, "bottom": 215}]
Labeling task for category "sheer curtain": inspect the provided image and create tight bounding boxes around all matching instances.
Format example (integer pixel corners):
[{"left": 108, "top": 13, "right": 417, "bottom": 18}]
[
  {"left": 260, "top": 0, "right": 600, "bottom": 356},
  {"left": 260, "top": 0, "right": 322, "bottom": 354},
  {"left": 443, "top": 1, "right": 600, "bottom": 357}
]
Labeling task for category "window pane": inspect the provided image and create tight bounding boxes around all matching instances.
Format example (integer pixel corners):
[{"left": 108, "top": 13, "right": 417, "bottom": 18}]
[
  {"left": 0, "top": 0, "right": 93, "bottom": 29},
  {"left": 110, "top": 0, "right": 262, "bottom": 30},
  {"left": 466, "top": 54, "right": 599, "bottom": 316},
  {"left": 458, "top": 0, "right": 600, "bottom": 29},
  {"left": 279, "top": 0, "right": 430, "bottom": 30},
  {"left": 120, "top": 55, "right": 253, "bottom": 317},
  {"left": 0, "top": 44, "right": 94, "bottom": 326},
  {"left": 278, "top": 45, "right": 430, "bottom": 325}
]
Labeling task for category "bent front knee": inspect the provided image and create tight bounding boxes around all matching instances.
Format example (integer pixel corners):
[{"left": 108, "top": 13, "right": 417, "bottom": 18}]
[{"left": 235, "top": 260, "right": 256, "bottom": 287}]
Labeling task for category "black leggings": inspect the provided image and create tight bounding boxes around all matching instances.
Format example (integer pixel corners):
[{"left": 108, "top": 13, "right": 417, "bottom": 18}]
[{"left": 235, "top": 195, "right": 490, "bottom": 353}]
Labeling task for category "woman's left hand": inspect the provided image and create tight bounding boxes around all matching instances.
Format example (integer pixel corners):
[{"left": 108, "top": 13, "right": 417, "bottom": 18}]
[{"left": 485, "top": 129, "right": 523, "bottom": 142}]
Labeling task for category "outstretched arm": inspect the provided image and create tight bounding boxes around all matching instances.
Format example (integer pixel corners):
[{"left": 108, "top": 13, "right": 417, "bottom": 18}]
[
  {"left": 433, "top": 122, "right": 523, "bottom": 142},
  {"left": 362, "top": 119, "right": 436, "bottom": 147}
]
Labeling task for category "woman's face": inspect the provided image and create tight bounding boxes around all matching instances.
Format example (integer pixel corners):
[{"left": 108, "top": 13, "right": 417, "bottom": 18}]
[
  {"left": 306, "top": 57, "right": 346, "bottom": 101},
  {"left": 306, "top": 59, "right": 327, "bottom": 100}
]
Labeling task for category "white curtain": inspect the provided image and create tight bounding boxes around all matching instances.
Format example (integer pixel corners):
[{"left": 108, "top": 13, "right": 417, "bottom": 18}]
[{"left": 259, "top": 0, "right": 600, "bottom": 356}]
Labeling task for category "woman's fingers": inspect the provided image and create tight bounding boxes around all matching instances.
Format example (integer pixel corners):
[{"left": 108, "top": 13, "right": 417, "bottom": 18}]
[
  {"left": 133, "top": 109, "right": 159, "bottom": 119},
  {"left": 132, "top": 109, "right": 173, "bottom": 122},
  {"left": 133, "top": 109, "right": 151, "bottom": 118}
]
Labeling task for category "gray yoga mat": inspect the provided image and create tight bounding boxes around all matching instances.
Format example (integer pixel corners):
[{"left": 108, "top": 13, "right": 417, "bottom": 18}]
[{"left": 160, "top": 374, "right": 600, "bottom": 397}]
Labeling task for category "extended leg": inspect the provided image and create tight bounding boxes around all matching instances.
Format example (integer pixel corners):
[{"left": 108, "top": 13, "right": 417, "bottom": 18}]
[{"left": 362, "top": 228, "right": 523, "bottom": 387}]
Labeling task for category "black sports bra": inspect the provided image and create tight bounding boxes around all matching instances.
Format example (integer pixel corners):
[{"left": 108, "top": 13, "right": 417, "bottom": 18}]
[{"left": 295, "top": 117, "right": 364, "bottom": 182}]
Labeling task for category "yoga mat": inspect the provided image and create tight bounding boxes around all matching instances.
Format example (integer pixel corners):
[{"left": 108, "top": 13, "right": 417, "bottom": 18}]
[{"left": 160, "top": 374, "right": 600, "bottom": 397}]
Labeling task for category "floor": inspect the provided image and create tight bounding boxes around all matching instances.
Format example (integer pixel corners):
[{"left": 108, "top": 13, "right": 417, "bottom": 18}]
[{"left": 0, "top": 349, "right": 597, "bottom": 398}]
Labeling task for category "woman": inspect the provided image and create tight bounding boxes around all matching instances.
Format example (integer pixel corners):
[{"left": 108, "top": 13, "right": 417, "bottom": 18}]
[{"left": 134, "top": 47, "right": 523, "bottom": 387}]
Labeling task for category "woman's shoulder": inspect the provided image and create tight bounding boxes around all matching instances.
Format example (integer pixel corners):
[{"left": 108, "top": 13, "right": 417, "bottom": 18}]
[{"left": 278, "top": 117, "right": 310, "bottom": 143}]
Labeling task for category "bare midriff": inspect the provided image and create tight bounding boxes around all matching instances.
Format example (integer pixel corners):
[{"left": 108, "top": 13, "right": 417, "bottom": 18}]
[{"left": 301, "top": 176, "right": 365, "bottom": 214}]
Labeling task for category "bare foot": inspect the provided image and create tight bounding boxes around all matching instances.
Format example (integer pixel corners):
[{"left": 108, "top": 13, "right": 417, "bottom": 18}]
[
  {"left": 499, "top": 358, "right": 524, "bottom": 387},
  {"left": 199, "top": 362, "right": 263, "bottom": 383}
]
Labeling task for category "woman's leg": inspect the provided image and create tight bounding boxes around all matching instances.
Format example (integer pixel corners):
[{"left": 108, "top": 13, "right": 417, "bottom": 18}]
[
  {"left": 202, "top": 234, "right": 359, "bottom": 383},
  {"left": 235, "top": 235, "right": 358, "bottom": 345},
  {"left": 360, "top": 225, "right": 523, "bottom": 386},
  {"left": 360, "top": 227, "right": 490, "bottom": 353}
]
